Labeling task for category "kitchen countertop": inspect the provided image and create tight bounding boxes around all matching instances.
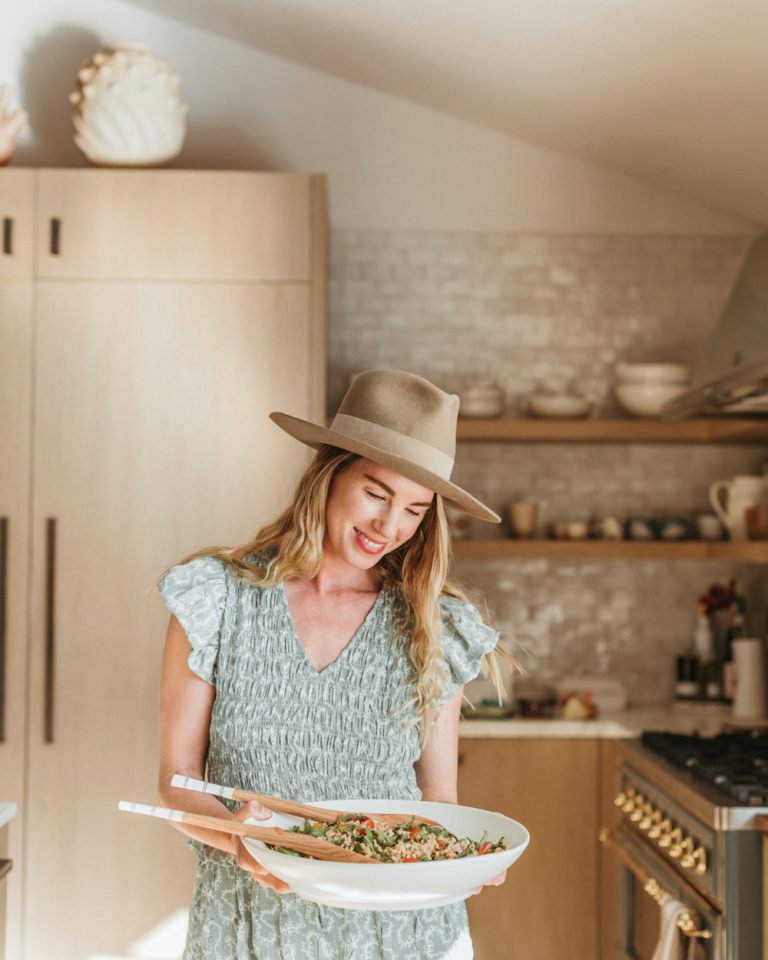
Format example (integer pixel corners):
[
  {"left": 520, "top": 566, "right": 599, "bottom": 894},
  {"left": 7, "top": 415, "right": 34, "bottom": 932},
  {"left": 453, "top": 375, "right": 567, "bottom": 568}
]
[
  {"left": 459, "top": 703, "right": 734, "bottom": 738},
  {"left": 0, "top": 804, "right": 17, "bottom": 829}
]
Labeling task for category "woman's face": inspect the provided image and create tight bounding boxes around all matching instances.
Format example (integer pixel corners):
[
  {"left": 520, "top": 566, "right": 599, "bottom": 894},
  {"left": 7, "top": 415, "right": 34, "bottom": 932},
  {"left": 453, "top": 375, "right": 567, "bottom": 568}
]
[{"left": 324, "top": 458, "right": 435, "bottom": 569}]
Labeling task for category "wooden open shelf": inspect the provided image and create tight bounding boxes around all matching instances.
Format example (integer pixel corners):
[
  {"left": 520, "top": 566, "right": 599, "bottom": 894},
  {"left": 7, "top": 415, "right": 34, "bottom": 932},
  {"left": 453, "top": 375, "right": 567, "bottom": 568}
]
[
  {"left": 451, "top": 539, "right": 768, "bottom": 563},
  {"left": 455, "top": 418, "right": 768, "bottom": 444}
]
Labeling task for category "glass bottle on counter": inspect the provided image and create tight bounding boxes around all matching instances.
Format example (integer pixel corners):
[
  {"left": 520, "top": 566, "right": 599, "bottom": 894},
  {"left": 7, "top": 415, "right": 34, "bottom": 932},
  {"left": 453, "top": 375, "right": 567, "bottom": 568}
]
[
  {"left": 721, "top": 592, "right": 746, "bottom": 704},
  {"left": 693, "top": 601, "right": 722, "bottom": 700}
]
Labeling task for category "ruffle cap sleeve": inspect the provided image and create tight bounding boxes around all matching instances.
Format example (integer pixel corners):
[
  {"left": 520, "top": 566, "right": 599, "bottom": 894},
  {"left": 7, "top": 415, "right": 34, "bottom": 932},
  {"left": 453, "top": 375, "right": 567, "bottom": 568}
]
[
  {"left": 157, "top": 556, "right": 227, "bottom": 684},
  {"left": 438, "top": 594, "right": 500, "bottom": 705}
]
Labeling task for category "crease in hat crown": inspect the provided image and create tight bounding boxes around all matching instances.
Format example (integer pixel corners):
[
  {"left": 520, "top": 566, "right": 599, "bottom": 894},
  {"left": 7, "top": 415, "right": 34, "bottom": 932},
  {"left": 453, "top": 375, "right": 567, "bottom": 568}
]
[
  {"left": 330, "top": 370, "right": 459, "bottom": 480},
  {"left": 269, "top": 368, "right": 501, "bottom": 523}
]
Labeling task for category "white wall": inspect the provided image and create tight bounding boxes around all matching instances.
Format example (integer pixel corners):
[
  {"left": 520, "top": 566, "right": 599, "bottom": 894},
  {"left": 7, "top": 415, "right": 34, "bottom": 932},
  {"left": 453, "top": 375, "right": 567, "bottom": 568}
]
[{"left": 1, "top": 0, "right": 755, "bottom": 233}]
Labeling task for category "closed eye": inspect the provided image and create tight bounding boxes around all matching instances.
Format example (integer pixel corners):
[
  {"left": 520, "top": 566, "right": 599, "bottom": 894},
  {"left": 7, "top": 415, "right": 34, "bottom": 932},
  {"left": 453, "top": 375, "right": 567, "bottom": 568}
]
[{"left": 367, "top": 490, "right": 422, "bottom": 517}]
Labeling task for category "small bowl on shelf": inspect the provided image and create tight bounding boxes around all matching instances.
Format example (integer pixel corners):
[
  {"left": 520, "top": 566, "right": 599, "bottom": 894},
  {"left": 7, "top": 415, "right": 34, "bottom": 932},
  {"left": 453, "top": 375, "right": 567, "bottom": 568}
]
[
  {"left": 526, "top": 393, "right": 593, "bottom": 419},
  {"left": 458, "top": 381, "right": 504, "bottom": 419},
  {"left": 614, "top": 382, "right": 688, "bottom": 418},
  {"left": 615, "top": 362, "right": 690, "bottom": 385}
]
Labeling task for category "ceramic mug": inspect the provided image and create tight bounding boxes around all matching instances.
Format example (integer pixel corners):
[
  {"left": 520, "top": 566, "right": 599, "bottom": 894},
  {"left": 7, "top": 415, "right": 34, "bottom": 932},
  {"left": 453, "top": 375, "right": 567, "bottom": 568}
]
[
  {"left": 508, "top": 500, "right": 538, "bottom": 539},
  {"left": 709, "top": 475, "right": 766, "bottom": 541}
]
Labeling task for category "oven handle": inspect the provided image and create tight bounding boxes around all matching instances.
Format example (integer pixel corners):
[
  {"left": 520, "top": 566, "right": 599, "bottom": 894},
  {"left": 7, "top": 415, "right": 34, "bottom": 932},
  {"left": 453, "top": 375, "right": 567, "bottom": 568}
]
[{"left": 599, "top": 828, "right": 713, "bottom": 940}]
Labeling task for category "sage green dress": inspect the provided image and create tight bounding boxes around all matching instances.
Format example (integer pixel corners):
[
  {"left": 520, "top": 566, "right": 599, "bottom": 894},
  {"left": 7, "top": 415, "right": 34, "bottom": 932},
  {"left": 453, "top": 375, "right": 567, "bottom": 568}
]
[{"left": 157, "top": 546, "right": 500, "bottom": 960}]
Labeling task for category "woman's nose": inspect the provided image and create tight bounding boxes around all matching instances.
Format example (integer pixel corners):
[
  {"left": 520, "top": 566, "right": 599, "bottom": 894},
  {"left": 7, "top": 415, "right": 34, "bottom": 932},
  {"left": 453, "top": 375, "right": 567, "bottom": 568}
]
[{"left": 374, "top": 509, "right": 398, "bottom": 539}]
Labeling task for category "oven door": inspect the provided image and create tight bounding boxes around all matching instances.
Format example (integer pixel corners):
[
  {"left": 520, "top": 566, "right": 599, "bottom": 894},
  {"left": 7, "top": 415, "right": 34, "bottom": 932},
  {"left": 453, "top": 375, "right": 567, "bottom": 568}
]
[{"left": 600, "top": 826, "right": 721, "bottom": 960}]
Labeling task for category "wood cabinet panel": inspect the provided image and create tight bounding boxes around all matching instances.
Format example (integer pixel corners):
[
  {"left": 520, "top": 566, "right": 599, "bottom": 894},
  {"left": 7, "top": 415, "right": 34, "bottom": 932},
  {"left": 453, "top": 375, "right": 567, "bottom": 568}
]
[
  {"left": 458, "top": 738, "right": 600, "bottom": 960},
  {"left": 0, "top": 171, "right": 34, "bottom": 278},
  {"left": 599, "top": 740, "right": 622, "bottom": 960},
  {"left": 22, "top": 282, "right": 316, "bottom": 959},
  {"left": 0, "top": 283, "right": 32, "bottom": 960},
  {"left": 35, "top": 170, "right": 320, "bottom": 281}
]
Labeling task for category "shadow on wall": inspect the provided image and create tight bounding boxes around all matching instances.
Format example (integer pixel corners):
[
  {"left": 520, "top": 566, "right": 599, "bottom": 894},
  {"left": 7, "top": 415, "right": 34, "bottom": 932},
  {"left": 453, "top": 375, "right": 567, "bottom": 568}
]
[
  {"left": 12, "top": 24, "right": 280, "bottom": 170},
  {"left": 14, "top": 25, "right": 100, "bottom": 166}
]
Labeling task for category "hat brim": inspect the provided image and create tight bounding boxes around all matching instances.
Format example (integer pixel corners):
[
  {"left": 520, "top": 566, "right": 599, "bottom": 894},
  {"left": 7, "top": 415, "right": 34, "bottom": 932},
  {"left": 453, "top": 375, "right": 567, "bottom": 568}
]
[{"left": 270, "top": 411, "right": 501, "bottom": 524}]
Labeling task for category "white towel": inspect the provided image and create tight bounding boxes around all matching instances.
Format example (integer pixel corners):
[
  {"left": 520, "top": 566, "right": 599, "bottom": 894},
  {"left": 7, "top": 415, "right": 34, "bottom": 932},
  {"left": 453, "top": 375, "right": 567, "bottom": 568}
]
[{"left": 651, "top": 896, "right": 689, "bottom": 960}]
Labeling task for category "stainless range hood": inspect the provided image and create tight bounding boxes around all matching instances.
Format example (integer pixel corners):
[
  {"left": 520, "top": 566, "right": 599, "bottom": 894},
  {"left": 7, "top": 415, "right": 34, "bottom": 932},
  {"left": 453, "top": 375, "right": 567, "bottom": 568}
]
[{"left": 663, "top": 231, "right": 768, "bottom": 418}]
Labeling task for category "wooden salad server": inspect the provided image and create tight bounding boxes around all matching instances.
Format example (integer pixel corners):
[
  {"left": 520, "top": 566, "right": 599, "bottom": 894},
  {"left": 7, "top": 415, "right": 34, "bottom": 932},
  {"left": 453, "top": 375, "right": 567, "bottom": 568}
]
[
  {"left": 118, "top": 801, "right": 379, "bottom": 863},
  {"left": 170, "top": 774, "right": 441, "bottom": 828}
]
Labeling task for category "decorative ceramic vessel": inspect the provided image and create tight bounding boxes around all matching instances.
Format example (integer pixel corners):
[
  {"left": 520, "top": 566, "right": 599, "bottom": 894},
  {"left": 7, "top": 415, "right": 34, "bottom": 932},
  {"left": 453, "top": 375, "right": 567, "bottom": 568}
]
[
  {"left": 0, "top": 86, "right": 28, "bottom": 166},
  {"left": 70, "top": 43, "right": 187, "bottom": 166}
]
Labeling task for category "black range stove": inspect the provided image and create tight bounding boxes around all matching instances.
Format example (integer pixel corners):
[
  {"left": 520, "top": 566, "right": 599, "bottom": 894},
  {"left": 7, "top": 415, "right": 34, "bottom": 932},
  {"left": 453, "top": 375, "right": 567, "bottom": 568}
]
[{"left": 641, "top": 729, "right": 768, "bottom": 806}]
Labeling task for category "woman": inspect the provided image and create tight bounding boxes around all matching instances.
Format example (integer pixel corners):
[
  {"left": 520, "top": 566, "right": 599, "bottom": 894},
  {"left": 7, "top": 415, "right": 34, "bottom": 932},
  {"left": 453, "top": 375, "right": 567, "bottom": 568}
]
[{"left": 156, "top": 369, "right": 514, "bottom": 960}]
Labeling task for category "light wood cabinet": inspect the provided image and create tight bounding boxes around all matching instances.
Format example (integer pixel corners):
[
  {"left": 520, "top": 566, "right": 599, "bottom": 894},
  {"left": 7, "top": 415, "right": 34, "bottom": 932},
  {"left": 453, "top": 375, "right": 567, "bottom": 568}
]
[
  {"left": 458, "top": 737, "right": 601, "bottom": 960},
  {"left": 598, "top": 739, "right": 623, "bottom": 960},
  {"left": 1, "top": 169, "right": 327, "bottom": 960},
  {"left": 35, "top": 170, "right": 315, "bottom": 281},
  {"left": 0, "top": 170, "right": 34, "bottom": 278},
  {"left": 0, "top": 166, "right": 34, "bottom": 960}
]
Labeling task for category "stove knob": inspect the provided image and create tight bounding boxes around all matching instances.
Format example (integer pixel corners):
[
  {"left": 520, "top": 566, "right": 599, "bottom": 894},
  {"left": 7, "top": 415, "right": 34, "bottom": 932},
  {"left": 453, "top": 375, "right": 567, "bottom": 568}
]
[
  {"left": 667, "top": 828, "right": 684, "bottom": 857},
  {"left": 678, "top": 836, "right": 695, "bottom": 865},
  {"left": 647, "top": 812, "right": 664, "bottom": 839},
  {"left": 692, "top": 846, "right": 708, "bottom": 875},
  {"left": 656, "top": 820, "right": 673, "bottom": 847},
  {"left": 638, "top": 803, "right": 655, "bottom": 830},
  {"left": 629, "top": 795, "right": 646, "bottom": 821},
  {"left": 622, "top": 791, "right": 640, "bottom": 814}
]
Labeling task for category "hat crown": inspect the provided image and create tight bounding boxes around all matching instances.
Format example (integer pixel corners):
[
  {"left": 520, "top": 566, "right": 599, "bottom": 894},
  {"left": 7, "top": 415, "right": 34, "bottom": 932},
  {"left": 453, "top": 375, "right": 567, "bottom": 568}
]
[{"left": 338, "top": 370, "right": 458, "bottom": 460}]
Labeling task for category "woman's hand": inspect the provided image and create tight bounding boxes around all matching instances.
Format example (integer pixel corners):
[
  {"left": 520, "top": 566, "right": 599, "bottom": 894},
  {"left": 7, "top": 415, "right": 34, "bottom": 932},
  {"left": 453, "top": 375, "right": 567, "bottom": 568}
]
[
  {"left": 232, "top": 801, "right": 291, "bottom": 894},
  {"left": 472, "top": 869, "right": 507, "bottom": 895}
]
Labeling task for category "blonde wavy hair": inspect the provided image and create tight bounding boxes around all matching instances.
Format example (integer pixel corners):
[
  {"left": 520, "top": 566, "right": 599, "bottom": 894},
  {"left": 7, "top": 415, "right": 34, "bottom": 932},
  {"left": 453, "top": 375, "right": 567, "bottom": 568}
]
[{"left": 157, "top": 445, "right": 517, "bottom": 743}]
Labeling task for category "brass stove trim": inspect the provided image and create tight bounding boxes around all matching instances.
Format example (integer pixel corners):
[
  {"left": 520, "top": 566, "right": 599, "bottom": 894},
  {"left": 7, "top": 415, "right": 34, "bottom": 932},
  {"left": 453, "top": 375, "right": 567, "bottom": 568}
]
[{"left": 600, "top": 828, "right": 714, "bottom": 940}]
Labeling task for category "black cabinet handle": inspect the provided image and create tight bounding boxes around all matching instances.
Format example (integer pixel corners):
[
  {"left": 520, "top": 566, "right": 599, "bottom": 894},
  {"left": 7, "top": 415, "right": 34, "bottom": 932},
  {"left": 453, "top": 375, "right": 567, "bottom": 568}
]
[
  {"left": 49, "top": 218, "right": 61, "bottom": 256},
  {"left": 0, "top": 517, "right": 6, "bottom": 744},
  {"left": 44, "top": 518, "right": 57, "bottom": 743},
  {"left": 2, "top": 218, "right": 12, "bottom": 256}
]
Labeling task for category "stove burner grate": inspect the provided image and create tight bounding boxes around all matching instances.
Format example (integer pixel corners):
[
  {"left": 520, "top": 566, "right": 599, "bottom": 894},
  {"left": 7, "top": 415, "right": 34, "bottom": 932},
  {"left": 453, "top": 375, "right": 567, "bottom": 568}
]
[{"left": 641, "top": 729, "right": 768, "bottom": 805}]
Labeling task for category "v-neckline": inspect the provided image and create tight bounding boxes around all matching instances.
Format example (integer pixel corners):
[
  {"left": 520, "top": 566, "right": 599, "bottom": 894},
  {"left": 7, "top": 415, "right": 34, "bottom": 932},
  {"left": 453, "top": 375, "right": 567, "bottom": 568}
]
[{"left": 279, "top": 579, "right": 387, "bottom": 676}]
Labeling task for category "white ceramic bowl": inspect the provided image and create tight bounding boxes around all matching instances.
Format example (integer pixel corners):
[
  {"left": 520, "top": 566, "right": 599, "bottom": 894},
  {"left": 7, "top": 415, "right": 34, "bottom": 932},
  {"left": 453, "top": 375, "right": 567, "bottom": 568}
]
[
  {"left": 459, "top": 398, "right": 504, "bottom": 418},
  {"left": 615, "top": 363, "right": 690, "bottom": 385},
  {"left": 615, "top": 382, "right": 687, "bottom": 417},
  {"left": 528, "top": 394, "right": 592, "bottom": 419},
  {"left": 243, "top": 798, "right": 530, "bottom": 911}
]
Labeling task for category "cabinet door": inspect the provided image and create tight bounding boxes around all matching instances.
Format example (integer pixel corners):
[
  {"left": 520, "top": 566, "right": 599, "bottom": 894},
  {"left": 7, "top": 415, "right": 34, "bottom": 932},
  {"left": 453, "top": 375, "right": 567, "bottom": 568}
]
[
  {"left": 458, "top": 738, "right": 600, "bottom": 960},
  {"left": 23, "top": 281, "right": 314, "bottom": 960},
  {"left": 599, "top": 740, "right": 622, "bottom": 960},
  {"left": 0, "top": 171, "right": 34, "bottom": 279},
  {"left": 0, "top": 282, "right": 33, "bottom": 960},
  {"left": 36, "top": 170, "right": 321, "bottom": 282}
]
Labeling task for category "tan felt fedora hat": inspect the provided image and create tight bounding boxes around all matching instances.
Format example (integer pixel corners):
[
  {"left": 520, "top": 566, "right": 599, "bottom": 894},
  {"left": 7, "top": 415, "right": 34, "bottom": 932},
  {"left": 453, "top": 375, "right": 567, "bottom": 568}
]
[{"left": 270, "top": 369, "right": 500, "bottom": 523}]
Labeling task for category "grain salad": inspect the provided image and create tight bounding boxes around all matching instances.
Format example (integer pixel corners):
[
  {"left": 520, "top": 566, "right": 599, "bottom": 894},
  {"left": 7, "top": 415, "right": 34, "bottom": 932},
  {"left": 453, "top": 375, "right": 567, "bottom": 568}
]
[{"left": 273, "top": 814, "right": 506, "bottom": 863}]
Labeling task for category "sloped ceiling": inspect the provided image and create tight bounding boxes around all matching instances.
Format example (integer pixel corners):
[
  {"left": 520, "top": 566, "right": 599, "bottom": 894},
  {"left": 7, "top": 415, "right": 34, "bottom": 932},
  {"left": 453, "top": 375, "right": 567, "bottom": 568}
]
[{"left": 125, "top": 0, "right": 768, "bottom": 224}]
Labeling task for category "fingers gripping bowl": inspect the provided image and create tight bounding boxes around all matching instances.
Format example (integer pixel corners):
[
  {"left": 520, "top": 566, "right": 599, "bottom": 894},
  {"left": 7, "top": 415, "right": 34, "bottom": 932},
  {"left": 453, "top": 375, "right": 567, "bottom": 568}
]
[{"left": 244, "top": 799, "right": 530, "bottom": 911}]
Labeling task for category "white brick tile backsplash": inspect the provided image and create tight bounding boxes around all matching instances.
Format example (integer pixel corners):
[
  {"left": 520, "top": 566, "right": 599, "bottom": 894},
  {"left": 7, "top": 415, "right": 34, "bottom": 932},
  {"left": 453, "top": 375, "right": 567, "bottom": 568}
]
[{"left": 328, "top": 230, "right": 766, "bottom": 706}]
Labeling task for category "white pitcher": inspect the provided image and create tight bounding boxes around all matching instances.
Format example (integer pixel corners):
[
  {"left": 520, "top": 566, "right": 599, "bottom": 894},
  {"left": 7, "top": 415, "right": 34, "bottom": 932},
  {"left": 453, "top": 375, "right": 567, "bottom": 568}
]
[{"left": 709, "top": 475, "right": 766, "bottom": 541}]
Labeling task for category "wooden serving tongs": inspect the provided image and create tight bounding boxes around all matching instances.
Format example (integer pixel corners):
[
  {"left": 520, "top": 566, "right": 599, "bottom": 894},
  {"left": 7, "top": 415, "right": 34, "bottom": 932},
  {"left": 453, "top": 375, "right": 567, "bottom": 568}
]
[
  {"left": 117, "top": 800, "right": 379, "bottom": 863},
  {"left": 119, "top": 774, "right": 440, "bottom": 866},
  {"left": 169, "top": 773, "right": 441, "bottom": 829}
]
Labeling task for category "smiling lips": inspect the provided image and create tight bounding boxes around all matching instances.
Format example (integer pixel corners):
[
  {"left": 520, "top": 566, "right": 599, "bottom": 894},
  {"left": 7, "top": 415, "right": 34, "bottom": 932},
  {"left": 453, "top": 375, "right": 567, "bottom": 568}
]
[{"left": 354, "top": 527, "right": 389, "bottom": 555}]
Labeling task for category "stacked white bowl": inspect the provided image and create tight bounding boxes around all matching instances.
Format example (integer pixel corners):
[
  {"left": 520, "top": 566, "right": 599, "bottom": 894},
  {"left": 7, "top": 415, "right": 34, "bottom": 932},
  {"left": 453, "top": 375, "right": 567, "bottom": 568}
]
[{"left": 614, "top": 363, "right": 691, "bottom": 417}]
